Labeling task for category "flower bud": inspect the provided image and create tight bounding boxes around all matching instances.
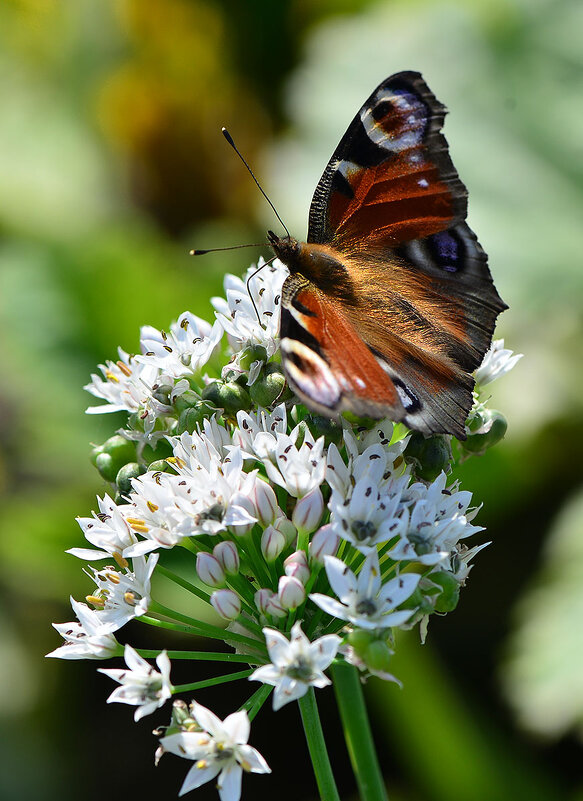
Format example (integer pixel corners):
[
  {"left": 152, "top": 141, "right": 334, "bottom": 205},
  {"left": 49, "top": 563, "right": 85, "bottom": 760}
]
[
  {"left": 265, "top": 594, "right": 287, "bottom": 619},
  {"left": 210, "top": 589, "right": 241, "bottom": 620},
  {"left": 254, "top": 588, "right": 274, "bottom": 615},
  {"left": 306, "top": 414, "right": 344, "bottom": 446},
  {"left": 364, "top": 640, "right": 393, "bottom": 673},
  {"left": 238, "top": 344, "right": 268, "bottom": 372},
  {"left": 249, "top": 364, "right": 286, "bottom": 407},
  {"left": 172, "top": 389, "right": 201, "bottom": 413},
  {"left": 196, "top": 553, "right": 226, "bottom": 588},
  {"left": 461, "top": 409, "right": 507, "bottom": 455},
  {"left": 261, "top": 526, "right": 286, "bottom": 562},
  {"left": 347, "top": 628, "right": 375, "bottom": 659},
  {"left": 405, "top": 432, "right": 452, "bottom": 482},
  {"left": 273, "top": 515, "right": 297, "bottom": 547},
  {"left": 278, "top": 576, "right": 306, "bottom": 610},
  {"left": 284, "top": 551, "right": 310, "bottom": 585},
  {"left": 309, "top": 524, "right": 340, "bottom": 564},
  {"left": 148, "top": 459, "right": 173, "bottom": 474},
  {"left": 292, "top": 487, "right": 324, "bottom": 534},
  {"left": 431, "top": 570, "right": 461, "bottom": 613},
  {"left": 116, "top": 462, "right": 146, "bottom": 495},
  {"left": 213, "top": 541, "right": 240, "bottom": 575},
  {"left": 252, "top": 479, "right": 278, "bottom": 526},
  {"left": 203, "top": 380, "right": 251, "bottom": 414}
]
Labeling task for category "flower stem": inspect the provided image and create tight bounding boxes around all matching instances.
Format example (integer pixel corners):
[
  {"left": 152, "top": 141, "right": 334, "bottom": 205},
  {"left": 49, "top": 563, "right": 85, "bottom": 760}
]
[
  {"left": 331, "top": 661, "right": 389, "bottom": 801},
  {"left": 136, "top": 649, "right": 260, "bottom": 663},
  {"left": 173, "top": 668, "right": 253, "bottom": 693},
  {"left": 298, "top": 688, "right": 341, "bottom": 801}
]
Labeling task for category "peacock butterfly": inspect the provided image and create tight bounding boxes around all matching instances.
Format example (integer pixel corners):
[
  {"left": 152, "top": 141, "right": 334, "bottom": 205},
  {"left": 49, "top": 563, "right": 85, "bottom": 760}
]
[{"left": 268, "top": 71, "right": 507, "bottom": 440}]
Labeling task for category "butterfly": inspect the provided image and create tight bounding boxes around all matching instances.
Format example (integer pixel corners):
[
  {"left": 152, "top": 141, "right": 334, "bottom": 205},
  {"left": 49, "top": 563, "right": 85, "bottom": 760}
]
[{"left": 269, "top": 71, "right": 507, "bottom": 440}]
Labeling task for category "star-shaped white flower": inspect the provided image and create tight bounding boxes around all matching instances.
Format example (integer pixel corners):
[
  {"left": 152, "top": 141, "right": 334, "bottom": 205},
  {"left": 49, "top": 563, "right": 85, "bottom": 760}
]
[
  {"left": 161, "top": 702, "right": 270, "bottom": 800},
  {"left": 46, "top": 597, "right": 119, "bottom": 660},
  {"left": 87, "top": 554, "right": 158, "bottom": 634},
  {"left": 249, "top": 622, "right": 341, "bottom": 710},
  {"left": 98, "top": 644, "right": 173, "bottom": 721},
  {"left": 68, "top": 494, "right": 137, "bottom": 565},
  {"left": 136, "top": 311, "right": 222, "bottom": 378},
  {"left": 310, "top": 552, "right": 420, "bottom": 630},
  {"left": 474, "top": 339, "right": 522, "bottom": 387}
]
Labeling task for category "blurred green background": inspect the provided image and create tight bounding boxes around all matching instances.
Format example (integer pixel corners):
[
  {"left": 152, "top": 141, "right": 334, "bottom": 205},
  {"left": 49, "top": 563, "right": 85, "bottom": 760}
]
[{"left": 1, "top": 0, "right": 582, "bottom": 799}]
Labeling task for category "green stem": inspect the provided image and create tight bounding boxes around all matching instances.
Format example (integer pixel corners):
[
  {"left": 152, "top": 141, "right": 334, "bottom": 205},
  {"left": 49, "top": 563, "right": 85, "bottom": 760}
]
[
  {"left": 241, "top": 684, "right": 272, "bottom": 721},
  {"left": 331, "top": 661, "right": 389, "bottom": 801},
  {"left": 135, "top": 649, "right": 261, "bottom": 663},
  {"left": 298, "top": 688, "right": 341, "bottom": 801},
  {"left": 173, "top": 668, "right": 253, "bottom": 693}
]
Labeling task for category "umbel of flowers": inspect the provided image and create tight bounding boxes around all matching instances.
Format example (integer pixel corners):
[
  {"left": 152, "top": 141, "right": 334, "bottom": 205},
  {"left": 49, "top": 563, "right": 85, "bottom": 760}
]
[{"left": 48, "top": 259, "right": 520, "bottom": 801}]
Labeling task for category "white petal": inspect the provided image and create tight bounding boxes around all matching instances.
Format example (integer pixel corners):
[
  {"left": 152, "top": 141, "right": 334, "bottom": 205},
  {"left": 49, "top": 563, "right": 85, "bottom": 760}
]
[
  {"left": 309, "top": 593, "right": 348, "bottom": 620},
  {"left": 217, "top": 764, "right": 243, "bottom": 801},
  {"left": 248, "top": 665, "right": 281, "bottom": 686},
  {"left": 272, "top": 676, "right": 308, "bottom": 710},
  {"left": 222, "top": 710, "right": 250, "bottom": 745},
  {"left": 236, "top": 744, "right": 271, "bottom": 774},
  {"left": 323, "top": 556, "right": 356, "bottom": 600},
  {"left": 378, "top": 573, "right": 421, "bottom": 608},
  {"left": 180, "top": 763, "right": 221, "bottom": 795},
  {"left": 191, "top": 702, "right": 225, "bottom": 739}
]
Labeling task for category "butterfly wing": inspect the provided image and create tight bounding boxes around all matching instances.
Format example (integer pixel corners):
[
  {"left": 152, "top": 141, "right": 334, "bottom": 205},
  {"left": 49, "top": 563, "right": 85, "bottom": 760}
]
[{"left": 286, "top": 71, "right": 507, "bottom": 437}]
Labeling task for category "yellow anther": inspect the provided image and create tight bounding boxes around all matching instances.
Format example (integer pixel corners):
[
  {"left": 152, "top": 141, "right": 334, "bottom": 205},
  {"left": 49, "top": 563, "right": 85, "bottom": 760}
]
[
  {"left": 106, "top": 571, "right": 121, "bottom": 584},
  {"left": 196, "top": 759, "right": 208, "bottom": 770},
  {"left": 124, "top": 591, "right": 137, "bottom": 606},
  {"left": 105, "top": 371, "right": 120, "bottom": 383},
  {"left": 113, "top": 552, "right": 129, "bottom": 569},
  {"left": 86, "top": 595, "right": 105, "bottom": 609},
  {"left": 147, "top": 501, "right": 159, "bottom": 513}
]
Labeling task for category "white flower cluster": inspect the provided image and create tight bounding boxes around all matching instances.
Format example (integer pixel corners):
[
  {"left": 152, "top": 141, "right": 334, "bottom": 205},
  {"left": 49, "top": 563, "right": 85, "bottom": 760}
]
[{"left": 49, "top": 260, "right": 521, "bottom": 801}]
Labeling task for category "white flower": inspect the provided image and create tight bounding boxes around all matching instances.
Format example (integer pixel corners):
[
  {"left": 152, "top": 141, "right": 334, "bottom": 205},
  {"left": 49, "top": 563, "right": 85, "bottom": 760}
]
[
  {"left": 161, "top": 702, "right": 270, "bottom": 800},
  {"left": 310, "top": 552, "right": 420, "bottom": 630},
  {"left": 329, "top": 475, "right": 405, "bottom": 552},
  {"left": 390, "top": 474, "right": 483, "bottom": 567},
  {"left": 212, "top": 259, "right": 287, "bottom": 359},
  {"left": 84, "top": 348, "right": 159, "bottom": 415},
  {"left": 262, "top": 426, "right": 326, "bottom": 498},
  {"left": 234, "top": 403, "right": 288, "bottom": 461},
  {"left": 136, "top": 311, "right": 222, "bottom": 378},
  {"left": 69, "top": 494, "right": 137, "bottom": 565},
  {"left": 474, "top": 339, "right": 522, "bottom": 387},
  {"left": 46, "top": 597, "right": 119, "bottom": 660},
  {"left": 249, "top": 622, "right": 341, "bottom": 710},
  {"left": 86, "top": 554, "right": 158, "bottom": 633},
  {"left": 98, "top": 644, "right": 173, "bottom": 721}
]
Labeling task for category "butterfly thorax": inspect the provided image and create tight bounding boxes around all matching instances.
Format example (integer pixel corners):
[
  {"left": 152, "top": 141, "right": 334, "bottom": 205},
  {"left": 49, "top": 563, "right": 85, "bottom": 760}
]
[{"left": 268, "top": 230, "right": 355, "bottom": 302}]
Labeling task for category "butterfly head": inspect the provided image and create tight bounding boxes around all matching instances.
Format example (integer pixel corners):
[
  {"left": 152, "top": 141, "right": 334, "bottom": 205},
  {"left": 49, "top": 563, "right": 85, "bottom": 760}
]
[{"left": 267, "top": 229, "right": 300, "bottom": 265}]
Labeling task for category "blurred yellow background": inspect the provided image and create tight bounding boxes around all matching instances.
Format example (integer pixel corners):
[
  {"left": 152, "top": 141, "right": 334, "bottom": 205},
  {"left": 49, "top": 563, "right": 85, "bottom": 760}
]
[{"left": 1, "top": 0, "right": 582, "bottom": 799}]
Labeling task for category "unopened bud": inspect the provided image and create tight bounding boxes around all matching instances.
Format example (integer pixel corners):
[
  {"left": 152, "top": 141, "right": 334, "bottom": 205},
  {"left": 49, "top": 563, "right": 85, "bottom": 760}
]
[
  {"left": 202, "top": 380, "right": 251, "bottom": 414},
  {"left": 116, "top": 462, "right": 146, "bottom": 495},
  {"left": 227, "top": 493, "right": 257, "bottom": 537},
  {"left": 431, "top": 570, "right": 461, "bottom": 613},
  {"left": 265, "top": 594, "right": 287, "bottom": 619},
  {"left": 196, "top": 553, "right": 226, "bottom": 588},
  {"left": 309, "top": 524, "right": 340, "bottom": 564},
  {"left": 278, "top": 576, "right": 306, "bottom": 610},
  {"left": 213, "top": 541, "right": 240, "bottom": 575},
  {"left": 210, "top": 589, "right": 241, "bottom": 620},
  {"left": 405, "top": 432, "right": 452, "bottom": 482},
  {"left": 273, "top": 515, "right": 297, "bottom": 547},
  {"left": 284, "top": 551, "right": 310, "bottom": 585},
  {"left": 254, "top": 589, "right": 274, "bottom": 615},
  {"left": 261, "top": 526, "right": 286, "bottom": 562},
  {"left": 462, "top": 409, "right": 508, "bottom": 455},
  {"left": 292, "top": 487, "right": 324, "bottom": 534},
  {"left": 252, "top": 479, "right": 279, "bottom": 526},
  {"left": 249, "top": 364, "right": 286, "bottom": 407}
]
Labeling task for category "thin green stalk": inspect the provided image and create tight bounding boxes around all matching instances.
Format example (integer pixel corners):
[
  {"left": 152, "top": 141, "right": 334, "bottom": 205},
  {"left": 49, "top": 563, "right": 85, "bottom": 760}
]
[
  {"left": 145, "top": 602, "right": 265, "bottom": 652},
  {"left": 173, "top": 668, "right": 253, "bottom": 693},
  {"left": 135, "top": 649, "right": 261, "bottom": 663},
  {"left": 298, "top": 688, "right": 341, "bottom": 801},
  {"left": 331, "top": 661, "right": 389, "bottom": 801},
  {"left": 241, "top": 684, "right": 272, "bottom": 721}
]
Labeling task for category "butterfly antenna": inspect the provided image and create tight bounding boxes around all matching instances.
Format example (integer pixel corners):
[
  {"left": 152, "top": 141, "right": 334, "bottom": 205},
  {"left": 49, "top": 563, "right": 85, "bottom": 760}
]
[
  {"left": 246, "top": 255, "right": 277, "bottom": 326},
  {"left": 222, "top": 127, "right": 291, "bottom": 239},
  {"left": 190, "top": 242, "right": 266, "bottom": 256}
]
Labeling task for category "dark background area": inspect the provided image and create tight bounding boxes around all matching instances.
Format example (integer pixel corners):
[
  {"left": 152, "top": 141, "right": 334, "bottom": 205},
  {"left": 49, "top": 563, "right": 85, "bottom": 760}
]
[{"left": 1, "top": 0, "right": 583, "bottom": 799}]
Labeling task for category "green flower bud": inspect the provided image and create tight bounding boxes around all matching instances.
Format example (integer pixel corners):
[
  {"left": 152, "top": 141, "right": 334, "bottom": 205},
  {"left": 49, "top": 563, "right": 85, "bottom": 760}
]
[
  {"left": 173, "top": 389, "right": 201, "bottom": 413},
  {"left": 364, "top": 640, "right": 393, "bottom": 673},
  {"left": 201, "top": 381, "right": 223, "bottom": 407},
  {"left": 461, "top": 409, "right": 507, "bottom": 455},
  {"left": 95, "top": 452, "right": 118, "bottom": 482},
  {"left": 151, "top": 382, "right": 174, "bottom": 405},
  {"left": 89, "top": 445, "right": 103, "bottom": 467},
  {"left": 148, "top": 459, "right": 173, "bottom": 474},
  {"left": 177, "top": 402, "right": 214, "bottom": 434},
  {"left": 237, "top": 344, "right": 268, "bottom": 372},
  {"left": 249, "top": 366, "right": 286, "bottom": 407},
  {"left": 103, "top": 434, "right": 137, "bottom": 462},
  {"left": 431, "top": 570, "right": 461, "bottom": 613},
  {"left": 202, "top": 380, "right": 251, "bottom": 413},
  {"left": 405, "top": 432, "right": 452, "bottom": 481},
  {"left": 399, "top": 585, "right": 435, "bottom": 615},
  {"left": 347, "top": 629, "right": 375, "bottom": 658},
  {"left": 116, "top": 462, "right": 146, "bottom": 495}
]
